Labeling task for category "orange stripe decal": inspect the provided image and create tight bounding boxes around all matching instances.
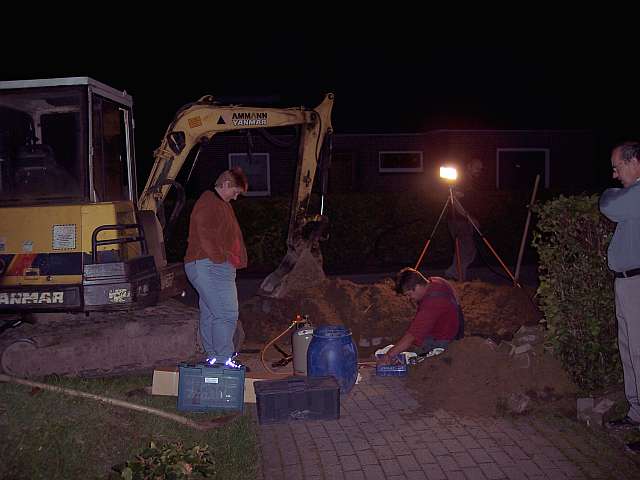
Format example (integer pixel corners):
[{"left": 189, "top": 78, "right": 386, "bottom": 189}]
[{"left": 6, "top": 254, "right": 37, "bottom": 276}]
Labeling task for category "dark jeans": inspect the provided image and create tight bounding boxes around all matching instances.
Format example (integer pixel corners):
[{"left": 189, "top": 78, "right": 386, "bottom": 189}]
[{"left": 414, "top": 336, "right": 450, "bottom": 355}]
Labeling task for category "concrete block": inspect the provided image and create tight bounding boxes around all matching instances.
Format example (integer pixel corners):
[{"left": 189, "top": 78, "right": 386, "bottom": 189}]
[
  {"left": 507, "top": 393, "right": 531, "bottom": 414},
  {"left": 513, "top": 334, "right": 541, "bottom": 346},
  {"left": 483, "top": 338, "right": 498, "bottom": 351},
  {"left": 577, "top": 397, "right": 594, "bottom": 413},
  {"left": 515, "top": 325, "right": 541, "bottom": 337},
  {"left": 513, "top": 343, "right": 533, "bottom": 355},
  {"left": 593, "top": 398, "right": 615, "bottom": 415},
  {"left": 497, "top": 341, "right": 515, "bottom": 356},
  {"left": 512, "top": 352, "right": 531, "bottom": 369},
  {"left": 577, "top": 397, "right": 595, "bottom": 423},
  {"left": 582, "top": 410, "right": 605, "bottom": 427}
]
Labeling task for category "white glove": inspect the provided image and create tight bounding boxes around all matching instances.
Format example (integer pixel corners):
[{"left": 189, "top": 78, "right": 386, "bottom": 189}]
[{"left": 375, "top": 344, "right": 417, "bottom": 364}]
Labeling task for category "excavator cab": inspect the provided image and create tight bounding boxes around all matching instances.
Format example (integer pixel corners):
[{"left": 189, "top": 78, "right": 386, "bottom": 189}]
[{"left": 0, "top": 77, "right": 160, "bottom": 313}]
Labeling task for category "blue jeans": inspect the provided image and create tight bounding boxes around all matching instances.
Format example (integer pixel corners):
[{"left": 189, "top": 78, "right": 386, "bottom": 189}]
[{"left": 184, "top": 259, "right": 238, "bottom": 361}]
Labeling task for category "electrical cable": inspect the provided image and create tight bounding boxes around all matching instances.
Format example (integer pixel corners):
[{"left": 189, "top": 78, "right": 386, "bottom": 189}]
[{"left": 259, "top": 315, "right": 307, "bottom": 376}]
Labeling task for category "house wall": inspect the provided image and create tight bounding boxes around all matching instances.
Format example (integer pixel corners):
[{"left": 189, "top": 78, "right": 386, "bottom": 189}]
[{"left": 189, "top": 129, "right": 597, "bottom": 196}]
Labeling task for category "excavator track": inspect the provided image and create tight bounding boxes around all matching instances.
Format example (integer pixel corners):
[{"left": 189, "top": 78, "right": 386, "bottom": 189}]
[{"left": 0, "top": 299, "right": 203, "bottom": 378}]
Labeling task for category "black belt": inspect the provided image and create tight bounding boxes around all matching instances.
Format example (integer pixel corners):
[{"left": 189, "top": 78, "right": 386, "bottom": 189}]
[{"left": 614, "top": 268, "right": 640, "bottom": 279}]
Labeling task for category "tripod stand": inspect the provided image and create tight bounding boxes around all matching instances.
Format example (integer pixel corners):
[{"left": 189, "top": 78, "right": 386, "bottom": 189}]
[{"left": 414, "top": 186, "right": 521, "bottom": 287}]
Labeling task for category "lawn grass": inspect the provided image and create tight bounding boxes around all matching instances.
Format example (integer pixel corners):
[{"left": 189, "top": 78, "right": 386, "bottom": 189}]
[{"left": 0, "top": 373, "right": 258, "bottom": 479}]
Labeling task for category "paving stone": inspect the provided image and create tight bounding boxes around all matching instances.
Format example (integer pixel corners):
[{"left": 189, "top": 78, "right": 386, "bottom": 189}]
[
  {"left": 361, "top": 464, "right": 386, "bottom": 480},
  {"left": 339, "top": 454, "right": 361, "bottom": 472},
  {"left": 452, "top": 452, "right": 476, "bottom": 468},
  {"left": 469, "top": 448, "right": 493, "bottom": 464},
  {"left": 389, "top": 440, "right": 412, "bottom": 456},
  {"left": 462, "top": 466, "right": 488, "bottom": 480},
  {"left": 444, "top": 471, "right": 467, "bottom": 480},
  {"left": 343, "top": 470, "right": 365, "bottom": 480},
  {"left": 319, "top": 451, "right": 340, "bottom": 466},
  {"left": 372, "top": 444, "right": 397, "bottom": 460},
  {"left": 412, "top": 447, "right": 436, "bottom": 464},
  {"left": 331, "top": 432, "right": 350, "bottom": 443},
  {"left": 479, "top": 462, "right": 506, "bottom": 480},
  {"left": 500, "top": 465, "right": 527, "bottom": 479},
  {"left": 397, "top": 454, "right": 422, "bottom": 472},
  {"left": 457, "top": 435, "right": 482, "bottom": 449},
  {"left": 334, "top": 441, "right": 355, "bottom": 456},
  {"left": 443, "top": 438, "right": 466, "bottom": 453},
  {"left": 301, "top": 462, "right": 323, "bottom": 476},
  {"left": 422, "top": 463, "right": 447, "bottom": 479},
  {"left": 406, "top": 471, "right": 430, "bottom": 480},
  {"left": 380, "top": 458, "right": 404, "bottom": 476},
  {"left": 282, "top": 464, "right": 303, "bottom": 478},
  {"left": 356, "top": 449, "right": 378, "bottom": 465},
  {"left": 427, "top": 441, "right": 450, "bottom": 456},
  {"left": 488, "top": 450, "right": 515, "bottom": 466},
  {"left": 437, "top": 454, "right": 461, "bottom": 472},
  {"left": 313, "top": 437, "right": 335, "bottom": 451},
  {"left": 262, "top": 466, "right": 286, "bottom": 479},
  {"left": 351, "top": 437, "right": 371, "bottom": 452},
  {"left": 541, "top": 469, "right": 568, "bottom": 479}
]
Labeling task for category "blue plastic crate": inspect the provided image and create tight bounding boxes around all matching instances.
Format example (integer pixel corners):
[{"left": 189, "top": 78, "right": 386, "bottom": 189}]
[
  {"left": 375, "top": 354, "right": 408, "bottom": 376},
  {"left": 177, "top": 363, "right": 245, "bottom": 412}
]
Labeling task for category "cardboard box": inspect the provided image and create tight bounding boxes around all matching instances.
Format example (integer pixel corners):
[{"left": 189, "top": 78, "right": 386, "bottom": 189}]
[
  {"left": 151, "top": 367, "right": 179, "bottom": 396},
  {"left": 244, "top": 372, "right": 283, "bottom": 403}
]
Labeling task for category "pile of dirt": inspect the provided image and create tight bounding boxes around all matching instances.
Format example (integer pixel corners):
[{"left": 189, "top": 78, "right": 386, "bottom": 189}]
[
  {"left": 241, "top": 274, "right": 577, "bottom": 417},
  {"left": 241, "top": 276, "right": 541, "bottom": 347},
  {"left": 404, "top": 336, "right": 577, "bottom": 417},
  {"left": 240, "top": 277, "right": 414, "bottom": 347}
]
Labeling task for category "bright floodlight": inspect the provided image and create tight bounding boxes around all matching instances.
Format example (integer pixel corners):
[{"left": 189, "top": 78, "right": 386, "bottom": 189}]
[{"left": 440, "top": 166, "right": 458, "bottom": 181}]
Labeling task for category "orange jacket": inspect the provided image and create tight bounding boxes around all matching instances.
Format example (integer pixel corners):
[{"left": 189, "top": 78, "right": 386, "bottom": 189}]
[{"left": 184, "top": 190, "right": 247, "bottom": 268}]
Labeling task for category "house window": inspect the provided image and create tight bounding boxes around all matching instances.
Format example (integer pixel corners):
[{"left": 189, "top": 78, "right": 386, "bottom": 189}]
[
  {"left": 496, "top": 148, "right": 549, "bottom": 189},
  {"left": 379, "top": 151, "right": 423, "bottom": 173},
  {"left": 228, "top": 153, "right": 270, "bottom": 196}
]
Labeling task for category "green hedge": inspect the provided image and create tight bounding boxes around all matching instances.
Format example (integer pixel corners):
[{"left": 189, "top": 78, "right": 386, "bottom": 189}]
[
  {"left": 532, "top": 194, "right": 621, "bottom": 391},
  {"left": 166, "top": 190, "right": 534, "bottom": 273}
]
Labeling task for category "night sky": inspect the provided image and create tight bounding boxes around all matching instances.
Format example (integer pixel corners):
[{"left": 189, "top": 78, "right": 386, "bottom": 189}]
[{"left": 2, "top": 34, "right": 638, "bottom": 186}]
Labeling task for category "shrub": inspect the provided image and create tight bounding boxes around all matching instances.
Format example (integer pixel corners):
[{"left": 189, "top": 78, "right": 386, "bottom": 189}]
[
  {"left": 532, "top": 194, "right": 621, "bottom": 391},
  {"left": 166, "top": 190, "right": 533, "bottom": 274},
  {"left": 118, "top": 441, "right": 216, "bottom": 479}
]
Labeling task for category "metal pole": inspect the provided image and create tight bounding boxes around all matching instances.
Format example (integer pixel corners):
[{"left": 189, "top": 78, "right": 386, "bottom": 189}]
[
  {"left": 450, "top": 186, "right": 463, "bottom": 280},
  {"left": 514, "top": 174, "right": 540, "bottom": 283},
  {"left": 451, "top": 194, "right": 522, "bottom": 288},
  {"left": 414, "top": 193, "right": 451, "bottom": 271}
]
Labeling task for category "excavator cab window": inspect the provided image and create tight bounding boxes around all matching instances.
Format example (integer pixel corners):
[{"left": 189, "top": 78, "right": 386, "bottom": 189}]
[
  {"left": 91, "top": 95, "right": 133, "bottom": 202},
  {"left": 0, "top": 86, "right": 87, "bottom": 204}
]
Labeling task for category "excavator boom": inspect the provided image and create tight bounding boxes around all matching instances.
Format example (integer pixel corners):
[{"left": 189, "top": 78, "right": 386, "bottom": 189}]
[{"left": 138, "top": 93, "right": 334, "bottom": 298}]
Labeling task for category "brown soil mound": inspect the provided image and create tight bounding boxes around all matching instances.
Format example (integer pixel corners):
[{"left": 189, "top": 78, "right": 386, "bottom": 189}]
[
  {"left": 240, "top": 275, "right": 576, "bottom": 417},
  {"left": 241, "top": 277, "right": 541, "bottom": 345},
  {"left": 405, "top": 336, "right": 577, "bottom": 417}
]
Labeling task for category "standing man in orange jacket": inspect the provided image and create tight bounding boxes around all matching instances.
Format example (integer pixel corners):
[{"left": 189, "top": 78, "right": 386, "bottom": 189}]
[{"left": 184, "top": 167, "right": 248, "bottom": 367}]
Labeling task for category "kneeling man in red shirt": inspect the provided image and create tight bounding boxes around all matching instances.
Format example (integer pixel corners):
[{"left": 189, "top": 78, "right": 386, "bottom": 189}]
[{"left": 378, "top": 267, "right": 464, "bottom": 364}]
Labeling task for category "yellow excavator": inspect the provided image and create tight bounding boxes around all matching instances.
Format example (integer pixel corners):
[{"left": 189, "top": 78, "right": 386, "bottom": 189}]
[{"left": 0, "top": 77, "right": 333, "bottom": 377}]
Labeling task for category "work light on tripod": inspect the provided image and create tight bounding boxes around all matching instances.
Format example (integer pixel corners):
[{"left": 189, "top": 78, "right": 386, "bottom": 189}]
[{"left": 439, "top": 166, "right": 458, "bottom": 182}]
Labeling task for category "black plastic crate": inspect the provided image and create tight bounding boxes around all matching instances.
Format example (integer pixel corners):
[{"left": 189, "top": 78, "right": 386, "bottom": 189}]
[
  {"left": 254, "top": 376, "right": 340, "bottom": 424},
  {"left": 177, "top": 363, "right": 245, "bottom": 412}
]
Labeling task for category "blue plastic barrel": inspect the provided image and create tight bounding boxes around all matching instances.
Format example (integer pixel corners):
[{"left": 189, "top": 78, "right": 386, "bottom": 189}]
[{"left": 307, "top": 325, "right": 358, "bottom": 394}]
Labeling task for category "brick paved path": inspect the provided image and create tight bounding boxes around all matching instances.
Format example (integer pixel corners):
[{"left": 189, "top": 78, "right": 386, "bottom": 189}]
[{"left": 255, "top": 369, "right": 640, "bottom": 479}]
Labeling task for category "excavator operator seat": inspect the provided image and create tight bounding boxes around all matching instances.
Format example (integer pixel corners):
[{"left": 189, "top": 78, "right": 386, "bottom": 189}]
[{"left": 14, "top": 144, "right": 71, "bottom": 194}]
